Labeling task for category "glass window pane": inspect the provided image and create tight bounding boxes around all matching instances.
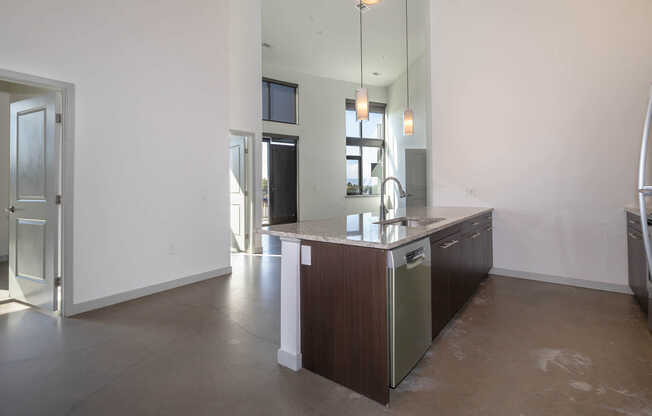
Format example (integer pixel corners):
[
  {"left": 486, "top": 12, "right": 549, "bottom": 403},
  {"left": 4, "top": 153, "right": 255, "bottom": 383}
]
[
  {"left": 345, "top": 110, "right": 360, "bottom": 138},
  {"left": 346, "top": 159, "right": 360, "bottom": 195},
  {"left": 346, "top": 145, "right": 361, "bottom": 156},
  {"left": 362, "top": 147, "right": 383, "bottom": 195},
  {"left": 262, "top": 81, "right": 270, "bottom": 120},
  {"left": 362, "top": 111, "right": 384, "bottom": 139},
  {"left": 270, "top": 83, "right": 296, "bottom": 123}
]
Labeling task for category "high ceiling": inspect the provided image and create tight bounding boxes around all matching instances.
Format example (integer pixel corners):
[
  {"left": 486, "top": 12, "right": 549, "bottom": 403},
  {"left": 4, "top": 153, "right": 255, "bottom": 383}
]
[{"left": 262, "top": 0, "right": 427, "bottom": 87}]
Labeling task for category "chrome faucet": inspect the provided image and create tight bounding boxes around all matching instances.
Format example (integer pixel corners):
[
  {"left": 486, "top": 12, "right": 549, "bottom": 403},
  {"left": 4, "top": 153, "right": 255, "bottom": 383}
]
[{"left": 380, "top": 177, "right": 408, "bottom": 221}]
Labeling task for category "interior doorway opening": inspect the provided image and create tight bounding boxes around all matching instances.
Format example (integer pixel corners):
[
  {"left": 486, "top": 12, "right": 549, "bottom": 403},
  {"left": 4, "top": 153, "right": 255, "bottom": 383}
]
[
  {"left": 262, "top": 134, "right": 298, "bottom": 226},
  {"left": 229, "top": 134, "right": 251, "bottom": 253},
  {"left": 0, "top": 79, "right": 63, "bottom": 311}
]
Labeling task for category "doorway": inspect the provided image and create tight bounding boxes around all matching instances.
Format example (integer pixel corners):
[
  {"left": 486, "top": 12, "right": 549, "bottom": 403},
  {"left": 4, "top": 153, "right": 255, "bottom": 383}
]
[
  {"left": 405, "top": 148, "right": 427, "bottom": 207},
  {"left": 229, "top": 134, "right": 249, "bottom": 252},
  {"left": 0, "top": 70, "right": 74, "bottom": 315},
  {"left": 262, "top": 134, "right": 298, "bottom": 225}
]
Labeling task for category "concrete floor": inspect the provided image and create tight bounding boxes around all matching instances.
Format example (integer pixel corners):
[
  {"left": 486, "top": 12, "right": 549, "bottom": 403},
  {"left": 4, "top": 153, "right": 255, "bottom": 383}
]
[{"left": 1, "top": 240, "right": 651, "bottom": 415}]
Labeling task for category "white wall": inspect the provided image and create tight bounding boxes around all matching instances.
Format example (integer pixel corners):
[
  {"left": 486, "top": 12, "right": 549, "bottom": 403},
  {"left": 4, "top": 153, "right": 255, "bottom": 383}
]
[
  {"left": 386, "top": 54, "right": 428, "bottom": 209},
  {"left": 430, "top": 0, "right": 652, "bottom": 286},
  {"left": 228, "top": 0, "right": 263, "bottom": 252},
  {"left": 262, "top": 66, "right": 387, "bottom": 221},
  {"left": 0, "top": 0, "right": 232, "bottom": 305},
  {"left": 0, "top": 92, "right": 8, "bottom": 259}
]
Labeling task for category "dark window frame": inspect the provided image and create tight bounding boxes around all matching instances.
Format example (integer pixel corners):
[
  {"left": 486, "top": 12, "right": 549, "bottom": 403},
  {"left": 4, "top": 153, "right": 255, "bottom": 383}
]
[
  {"left": 263, "top": 78, "right": 298, "bottom": 125},
  {"left": 345, "top": 100, "right": 386, "bottom": 196}
]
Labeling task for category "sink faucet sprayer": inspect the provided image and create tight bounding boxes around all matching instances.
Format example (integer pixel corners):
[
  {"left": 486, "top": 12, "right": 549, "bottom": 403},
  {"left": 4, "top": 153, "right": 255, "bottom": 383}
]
[{"left": 380, "top": 177, "right": 409, "bottom": 221}]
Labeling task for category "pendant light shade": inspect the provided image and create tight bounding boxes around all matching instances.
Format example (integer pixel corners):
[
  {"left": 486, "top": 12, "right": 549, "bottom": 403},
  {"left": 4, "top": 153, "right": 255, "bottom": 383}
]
[
  {"left": 355, "top": 1, "right": 369, "bottom": 121},
  {"left": 356, "top": 88, "right": 369, "bottom": 121},
  {"left": 402, "top": 0, "right": 414, "bottom": 135},
  {"left": 403, "top": 109, "right": 414, "bottom": 136}
]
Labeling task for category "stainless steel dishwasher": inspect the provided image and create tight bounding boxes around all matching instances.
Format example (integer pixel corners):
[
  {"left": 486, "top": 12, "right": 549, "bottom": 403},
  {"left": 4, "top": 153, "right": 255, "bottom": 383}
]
[{"left": 387, "top": 237, "right": 432, "bottom": 388}]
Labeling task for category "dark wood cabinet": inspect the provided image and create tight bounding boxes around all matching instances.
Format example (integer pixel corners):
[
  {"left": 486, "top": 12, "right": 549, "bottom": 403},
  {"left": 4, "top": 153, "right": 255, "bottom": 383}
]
[
  {"left": 300, "top": 241, "right": 389, "bottom": 405},
  {"left": 431, "top": 214, "right": 493, "bottom": 340},
  {"left": 431, "top": 232, "right": 460, "bottom": 338},
  {"left": 627, "top": 225, "right": 649, "bottom": 313}
]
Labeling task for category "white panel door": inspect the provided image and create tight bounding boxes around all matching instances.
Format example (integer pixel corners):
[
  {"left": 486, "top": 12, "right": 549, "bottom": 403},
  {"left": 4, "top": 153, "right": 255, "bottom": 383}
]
[
  {"left": 8, "top": 95, "right": 60, "bottom": 311},
  {"left": 229, "top": 136, "right": 246, "bottom": 252}
]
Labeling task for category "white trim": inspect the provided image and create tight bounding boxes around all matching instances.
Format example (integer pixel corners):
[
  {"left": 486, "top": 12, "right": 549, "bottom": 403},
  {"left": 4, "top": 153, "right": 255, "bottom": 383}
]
[
  {"left": 490, "top": 267, "right": 633, "bottom": 295},
  {"left": 277, "top": 349, "right": 302, "bottom": 371},
  {"left": 278, "top": 238, "right": 302, "bottom": 371},
  {"left": 68, "top": 266, "right": 232, "bottom": 316},
  {"left": 0, "top": 68, "right": 75, "bottom": 317}
]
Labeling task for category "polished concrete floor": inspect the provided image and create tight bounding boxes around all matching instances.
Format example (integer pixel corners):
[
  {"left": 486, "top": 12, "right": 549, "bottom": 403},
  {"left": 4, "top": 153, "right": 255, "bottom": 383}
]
[{"left": 1, "top": 239, "right": 651, "bottom": 415}]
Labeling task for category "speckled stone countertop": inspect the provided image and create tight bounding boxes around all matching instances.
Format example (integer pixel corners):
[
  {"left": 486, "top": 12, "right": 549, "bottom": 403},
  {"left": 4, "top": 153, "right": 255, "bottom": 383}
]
[{"left": 263, "top": 206, "right": 493, "bottom": 250}]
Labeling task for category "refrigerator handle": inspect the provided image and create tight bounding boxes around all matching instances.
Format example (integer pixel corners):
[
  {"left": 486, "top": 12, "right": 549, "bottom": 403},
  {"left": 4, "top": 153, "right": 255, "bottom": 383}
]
[{"left": 637, "top": 85, "right": 652, "bottom": 278}]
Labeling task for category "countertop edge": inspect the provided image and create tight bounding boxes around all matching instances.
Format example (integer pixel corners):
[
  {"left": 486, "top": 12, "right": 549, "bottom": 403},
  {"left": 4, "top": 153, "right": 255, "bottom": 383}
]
[{"left": 263, "top": 208, "right": 494, "bottom": 250}]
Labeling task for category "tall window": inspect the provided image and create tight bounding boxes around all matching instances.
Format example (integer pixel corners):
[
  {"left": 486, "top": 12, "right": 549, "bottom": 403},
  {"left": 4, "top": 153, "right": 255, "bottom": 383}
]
[
  {"left": 345, "top": 100, "right": 385, "bottom": 195},
  {"left": 262, "top": 78, "right": 298, "bottom": 124}
]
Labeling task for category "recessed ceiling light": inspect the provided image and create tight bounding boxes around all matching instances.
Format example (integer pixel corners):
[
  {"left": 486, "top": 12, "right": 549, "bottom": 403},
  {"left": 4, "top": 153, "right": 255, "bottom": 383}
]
[{"left": 361, "top": 0, "right": 382, "bottom": 4}]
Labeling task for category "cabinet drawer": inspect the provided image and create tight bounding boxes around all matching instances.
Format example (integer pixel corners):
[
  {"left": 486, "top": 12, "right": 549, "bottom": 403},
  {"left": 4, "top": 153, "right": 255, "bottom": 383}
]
[
  {"left": 429, "top": 224, "right": 462, "bottom": 245},
  {"left": 462, "top": 213, "right": 492, "bottom": 233},
  {"left": 627, "top": 211, "right": 652, "bottom": 234}
]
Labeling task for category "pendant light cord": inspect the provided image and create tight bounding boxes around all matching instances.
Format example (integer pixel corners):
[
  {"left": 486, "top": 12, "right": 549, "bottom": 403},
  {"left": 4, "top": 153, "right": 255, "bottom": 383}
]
[
  {"left": 405, "top": 0, "right": 410, "bottom": 109},
  {"left": 360, "top": 1, "right": 363, "bottom": 89}
]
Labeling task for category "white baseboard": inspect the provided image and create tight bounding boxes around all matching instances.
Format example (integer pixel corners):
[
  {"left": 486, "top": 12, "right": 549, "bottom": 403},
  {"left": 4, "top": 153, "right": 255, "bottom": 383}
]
[
  {"left": 67, "top": 266, "right": 232, "bottom": 316},
  {"left": 277, "top": 349, "right": 302, "bottom": 371},
  {"left": 490, "top": 267, "right": 633, "bottom": 295}
]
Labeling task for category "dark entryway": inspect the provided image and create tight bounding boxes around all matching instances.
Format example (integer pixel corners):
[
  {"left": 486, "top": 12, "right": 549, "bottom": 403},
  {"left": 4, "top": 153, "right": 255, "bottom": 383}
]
[{"left": 262, "top": 134, "right": 298, "bottom": 225}]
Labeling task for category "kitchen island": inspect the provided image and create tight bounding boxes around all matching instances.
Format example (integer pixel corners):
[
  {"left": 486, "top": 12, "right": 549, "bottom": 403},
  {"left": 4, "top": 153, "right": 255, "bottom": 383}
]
[{"left": 265, "top": 206, "right": 493, "bottom": 404}]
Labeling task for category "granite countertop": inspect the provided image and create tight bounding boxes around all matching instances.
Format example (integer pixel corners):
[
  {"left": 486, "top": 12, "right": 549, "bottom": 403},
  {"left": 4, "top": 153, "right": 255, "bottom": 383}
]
[{"left": 263, "top": 206, "right": 493, "bottom": 250}]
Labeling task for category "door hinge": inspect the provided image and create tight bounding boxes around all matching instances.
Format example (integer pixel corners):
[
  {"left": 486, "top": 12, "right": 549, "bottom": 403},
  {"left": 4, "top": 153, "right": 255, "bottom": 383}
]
[
  {"left": 55, "top": 277, "right": 62, "bottom": 287},
  {"left": 56, "top": 194, "right": 62, "bottom": 205},
  {"left": 56, "top": 113, "right": 62, "bottom": 124},
  {"left": 244, "top": 146, "right": 249, "bottom": 154}
]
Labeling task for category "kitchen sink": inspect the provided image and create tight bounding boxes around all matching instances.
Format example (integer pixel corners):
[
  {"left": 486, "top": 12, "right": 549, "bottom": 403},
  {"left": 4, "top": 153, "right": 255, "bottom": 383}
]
[{"left": 375, "top": 217, "right": 445, "bottom": 228}]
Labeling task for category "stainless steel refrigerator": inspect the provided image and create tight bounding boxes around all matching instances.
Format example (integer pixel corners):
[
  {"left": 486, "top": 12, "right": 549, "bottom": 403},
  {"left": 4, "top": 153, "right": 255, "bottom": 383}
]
[{"left": 636, "top": 85, "right": 652, "bottom": 333}]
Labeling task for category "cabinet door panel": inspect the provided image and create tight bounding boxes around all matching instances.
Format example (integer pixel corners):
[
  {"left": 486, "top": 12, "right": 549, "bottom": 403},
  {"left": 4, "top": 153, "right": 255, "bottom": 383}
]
[
  {"left": 627, "top": 230, "right": 649, "bottom": 313},
  {"left": 431, "top": 234, "right": 460, "bottom": 338}
]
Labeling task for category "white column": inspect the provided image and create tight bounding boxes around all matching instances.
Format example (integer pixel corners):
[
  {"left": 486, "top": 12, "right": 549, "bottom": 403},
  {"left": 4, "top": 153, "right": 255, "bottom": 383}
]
[{"left": 277, "top": 237, "right": 302, "bottom": 371}]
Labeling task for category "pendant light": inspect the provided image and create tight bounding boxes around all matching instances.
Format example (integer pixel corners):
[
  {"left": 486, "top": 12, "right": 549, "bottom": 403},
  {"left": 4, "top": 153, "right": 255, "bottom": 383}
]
[
  {"left": 403, "top": 0, "right": 414, "bottom": 135},
  {"left": 356, "top": 1, "right": 369, "bottom": 121}
]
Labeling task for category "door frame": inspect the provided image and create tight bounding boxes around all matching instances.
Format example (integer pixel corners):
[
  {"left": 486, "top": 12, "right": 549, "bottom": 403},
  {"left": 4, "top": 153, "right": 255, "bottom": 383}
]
[
  {"left": 229, "top": 130, "right": 255, "bottom": 253},
  {"left": 262, "top": 132, "right": 299, "bottom": 225},
  {"left": 0, "top": 68, "right": 75, "bottom": 317}
]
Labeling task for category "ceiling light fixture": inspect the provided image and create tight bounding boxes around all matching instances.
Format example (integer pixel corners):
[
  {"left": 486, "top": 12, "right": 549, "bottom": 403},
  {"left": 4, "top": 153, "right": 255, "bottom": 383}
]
[
  {"left": 403, "top": 0, "right": 413, "bottom": 135},
  {"left": 355, "top": 1, "right": 369, "bottom": 121},
  {"left": 361, "top": 0, "right": 382, "bottom": 4}
]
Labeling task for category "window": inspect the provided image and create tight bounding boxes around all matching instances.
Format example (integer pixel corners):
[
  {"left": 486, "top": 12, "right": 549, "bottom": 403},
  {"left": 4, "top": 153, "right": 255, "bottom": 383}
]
[
  {"left": 345, "top": 100, "right": 385, "bottom": 195},
  {"left": 262, "top": 78, "right": 298, "bottom": 124}
]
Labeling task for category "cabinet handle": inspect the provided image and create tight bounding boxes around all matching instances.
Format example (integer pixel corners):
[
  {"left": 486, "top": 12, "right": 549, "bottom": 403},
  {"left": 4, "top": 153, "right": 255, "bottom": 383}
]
[
  {"left": 629, "top": 232, "right": 640, "bottom": 240},
  {"left": 470, "top": 232, "right": 481, "bottom": 239},
  {"left": 439, "top": 240, "right": 459, "bottom": 249}
]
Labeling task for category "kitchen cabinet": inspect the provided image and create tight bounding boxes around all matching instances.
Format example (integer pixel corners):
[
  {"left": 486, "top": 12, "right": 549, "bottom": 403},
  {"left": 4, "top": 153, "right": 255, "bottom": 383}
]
[
  {"left": 430, "top": 232, "right": 459, "bottom": 338},
  {"left": 431, "top": 215, "right": 493, "bottom": 340},
  {"left": 627, "top": 218, "right": 648, "bottom": 313}
]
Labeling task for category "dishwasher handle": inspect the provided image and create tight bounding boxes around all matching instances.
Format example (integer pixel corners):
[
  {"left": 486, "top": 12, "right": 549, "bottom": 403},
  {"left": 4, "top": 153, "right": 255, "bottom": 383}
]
[{"left": 405, "top": 253, "right": 427, "bottom": 269}]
